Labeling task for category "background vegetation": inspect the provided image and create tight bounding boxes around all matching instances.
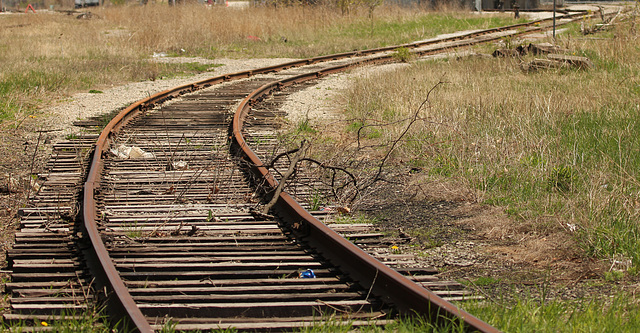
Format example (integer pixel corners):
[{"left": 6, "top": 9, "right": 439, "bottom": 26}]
[{"left": 0, "top": 3, "right": 517, "bottom": 126}]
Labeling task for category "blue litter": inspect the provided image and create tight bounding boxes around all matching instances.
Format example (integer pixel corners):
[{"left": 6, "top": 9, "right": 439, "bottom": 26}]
[{"left": 299, "top": 269, "right": 316, "bottom": 278}]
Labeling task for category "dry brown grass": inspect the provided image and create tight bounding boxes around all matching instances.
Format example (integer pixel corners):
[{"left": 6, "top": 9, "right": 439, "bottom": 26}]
[
  {"left": 1, "top": 4, "right": 510, "bottom": 124},
  {"left": 102, "top": 4, "right": 342, "bottom": 55},
  {"left": 97, "top": 3, "right": 488, "bottom": 57}
]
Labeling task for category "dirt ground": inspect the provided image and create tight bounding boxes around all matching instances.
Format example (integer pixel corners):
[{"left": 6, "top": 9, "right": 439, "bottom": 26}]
[{"left": 356, "top": 171, "right": 637, "bottom": 303}]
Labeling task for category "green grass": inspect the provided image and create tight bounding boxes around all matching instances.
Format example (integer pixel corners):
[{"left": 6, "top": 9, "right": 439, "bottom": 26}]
[
  {"left": 392, "top": 47, "right": 415, "bottom": 63},
  {"left": 333, "top": 14, "right": 524, "bottom": 47},
  {"left": 0, "top": 308, "right": 113, "bottom": 332},
  {"left": 479, "top": 105, "right": 640, "bottom": 268},
  {"left": 0, "top": 56, "right": 210, "bottom": 126},
  {"left": 309, "top": 190, "right": 326, "bottom": 211},
  {"left": 122, "top": 220, "right": 143, "bottom": 239},
  {"left": 295, "top": 118, "right": 318, "bottom": 135},
  {"left": 294, "top": 314, "right": 466, "bottom": 332},
  {"left": 464, "top": 293, "right": 640, "bottom": 333},
  {"left": 158, "top": 62, "right": 225, "bottom": 79},
  {"left": 334, "top": 213, "right": 378, "bottom": 224},
  {"left": 203, "top": 12, "right": 521, "bottom": 58},
  {"left": 410, "top": 227, "right": 445, "bottom": 249}
]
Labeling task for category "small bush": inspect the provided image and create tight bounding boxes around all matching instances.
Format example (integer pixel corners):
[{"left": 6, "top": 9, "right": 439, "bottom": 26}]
[{"left": 392, "top": 47, "right": 414, "bottom": 63}]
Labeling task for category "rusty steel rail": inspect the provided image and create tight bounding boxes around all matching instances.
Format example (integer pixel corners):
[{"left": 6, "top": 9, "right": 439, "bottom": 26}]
[{"left": 78, "top": 10, "right": 604, "bottom": 331}]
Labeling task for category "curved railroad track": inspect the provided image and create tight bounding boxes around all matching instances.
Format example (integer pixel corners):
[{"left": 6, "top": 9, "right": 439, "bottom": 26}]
[{"left": 5, "top": 9, "right": 616, "bottom": 332}]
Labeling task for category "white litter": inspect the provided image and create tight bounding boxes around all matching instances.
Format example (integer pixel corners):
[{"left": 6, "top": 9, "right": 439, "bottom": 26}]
[
  {"left": 110, "top": 144, "right": 154, "bottom": 159},
  {"left": 171, "top": 161, "right": 188, "bottom": 170}
]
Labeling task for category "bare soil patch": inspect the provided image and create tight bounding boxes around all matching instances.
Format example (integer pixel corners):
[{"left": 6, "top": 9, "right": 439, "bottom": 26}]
[{"left": 355, "top": 172, "right": 632, "bottom": 303}]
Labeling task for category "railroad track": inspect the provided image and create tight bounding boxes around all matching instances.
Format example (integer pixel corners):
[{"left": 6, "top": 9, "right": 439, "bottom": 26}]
[{"left": 4, "top": 9, "right": 616, "bottom": 332}]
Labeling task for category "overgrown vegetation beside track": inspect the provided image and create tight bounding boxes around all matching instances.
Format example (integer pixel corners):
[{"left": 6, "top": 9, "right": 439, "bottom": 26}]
[
  {"left": 0, "top": 4, "right": 519, "bottom": 125},
  {"left": 322, "top": 8, "right": 640, "bottom": 332},
  {"left": 340, "top": 13, "right": 640, "bottom": 271},
  {"left": 3, "top": 2, "right": 637, "bottom": 331}
]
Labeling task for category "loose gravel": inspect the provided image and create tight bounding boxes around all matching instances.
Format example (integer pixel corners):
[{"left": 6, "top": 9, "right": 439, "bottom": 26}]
[{"left": 43, "top": 57, "right": 297, "bottom": 139}]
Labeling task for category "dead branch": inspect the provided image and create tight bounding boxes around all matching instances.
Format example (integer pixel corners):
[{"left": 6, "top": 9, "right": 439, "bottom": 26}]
[
  {"left": 299, "top": 157, "right": 360, "bottom": 202},
  {"left": 261, "top": 141, "right": 307, "bottom": 214}
]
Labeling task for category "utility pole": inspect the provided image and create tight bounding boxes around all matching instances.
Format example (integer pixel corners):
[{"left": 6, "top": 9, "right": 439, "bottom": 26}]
[{"left": 552, "top": 0, "right": 557, "bottom": 40}]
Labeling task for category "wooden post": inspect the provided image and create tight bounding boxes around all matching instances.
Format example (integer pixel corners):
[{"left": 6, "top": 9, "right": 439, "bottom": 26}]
[{"left": 552, "top": 0, "right": 557, "bottom": 40}]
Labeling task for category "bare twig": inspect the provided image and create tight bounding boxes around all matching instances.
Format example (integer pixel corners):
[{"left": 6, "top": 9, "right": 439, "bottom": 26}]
[
  {"left": 299, "top": 157, "right": 360, "bottom": 201},
  {"left": 360, "top": 79, "right": 446, "bottom": 191},
  {"left": 261, "top": 141, "right": 307, "bottom": 214}
]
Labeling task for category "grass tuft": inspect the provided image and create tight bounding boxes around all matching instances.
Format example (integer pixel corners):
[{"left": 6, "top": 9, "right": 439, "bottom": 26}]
[{"left": 1, "top": 307, "right": 113, "bottom": 332}]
